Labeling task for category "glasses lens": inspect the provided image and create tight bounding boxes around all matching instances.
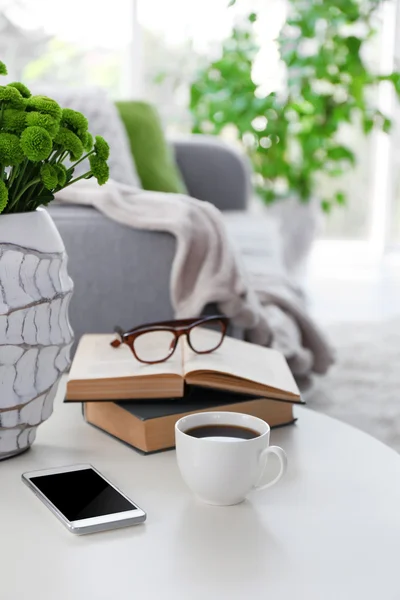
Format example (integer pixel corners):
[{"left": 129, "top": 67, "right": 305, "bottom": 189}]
[
  {"left": 189, "top": 319, "right": 225, "bottom": 353},
  {"left": 133, "top": 330, "right": 176, "bottom": 363}
]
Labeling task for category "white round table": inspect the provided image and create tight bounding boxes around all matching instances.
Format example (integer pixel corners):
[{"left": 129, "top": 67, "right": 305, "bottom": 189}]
[{"left": 1, "top": 381, "right": 400, "bottom": 600}]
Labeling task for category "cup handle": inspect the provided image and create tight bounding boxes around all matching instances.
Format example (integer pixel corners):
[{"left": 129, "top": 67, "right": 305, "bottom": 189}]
[{"left": 254, "top": 446, "right": 288, "bottom": 491}]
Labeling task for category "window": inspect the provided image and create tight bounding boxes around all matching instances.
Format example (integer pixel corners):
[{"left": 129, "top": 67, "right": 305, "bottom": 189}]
[
  {"left": 1, "top": 0, "right": 399, "bottom": 251},
  {"left": 389, "top": 0, "right": 400, "bottom": 245},
  {"left": 0, "top": 0, "right": 135, "bottom": 96}
]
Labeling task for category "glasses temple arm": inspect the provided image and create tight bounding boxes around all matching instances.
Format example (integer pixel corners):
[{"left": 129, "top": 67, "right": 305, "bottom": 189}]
[{"left": 110, "top": 326, "right": 125, "bottom": 348}]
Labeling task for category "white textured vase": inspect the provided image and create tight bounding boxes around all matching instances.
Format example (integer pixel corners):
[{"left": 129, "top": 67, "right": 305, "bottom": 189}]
[{"left": 0, "top": 209, "right": 74, "bottom": 459}]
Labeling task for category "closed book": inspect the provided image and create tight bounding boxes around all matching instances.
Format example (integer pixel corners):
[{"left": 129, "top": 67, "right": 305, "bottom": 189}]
[
  {"left": 83, "top": 387, "right": 296, "bottom": 454},
  {"left": 67, "top": 331, "right": 301, "bottom": 403}
]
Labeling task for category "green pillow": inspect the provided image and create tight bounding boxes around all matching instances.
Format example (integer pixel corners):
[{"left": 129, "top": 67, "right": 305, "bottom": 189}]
[{"left": 115, "top": 101, "right": 187, "bottom": 194}]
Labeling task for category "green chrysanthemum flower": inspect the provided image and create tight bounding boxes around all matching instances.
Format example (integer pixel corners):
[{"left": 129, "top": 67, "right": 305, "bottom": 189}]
[
  {"left": 84, "top": 131, "right": 93, "bottom": 152},
  {"left": 20, "top": 126, "right": 53, "bottom": 161},
  {"left": 0, "top": 132, "right": 24, "bottom": 166},
  {"left": 61, "top": 108, "right": 88, "bottom": 143},
  {"left": 26, "top": 111, "right": 60, "bottom": 138},
  {"left": 54, "top": 127, "right": 83, "bottom": 161},
  {"left": 53, "top": 164, "right": 67, "bottom": 187},
  {"left": 89, "top": 154, "right": 109, "bottom": 185},
  {"left": 0, "top": 179, "right": 8, "bottom": 213},
  {"left": 26, "top": 95, "right": 62, "bottom": 121},
  {"left": 94, "top": 135, "right": 110, "bottom": 161},
  {"left": 0, "top": 85, "right": 25, "bottom": 109},
  {"left": 40, "top": 163, "right": 58, "bottom": 190},
  {"left": 0, "top": 61, "right": 7, "bottom": 76},
  {"left": 2, "top": 109, "right": 26, "bottom": 134},
  {"left": 7, "top": 82, "right": 31, "bottom": 98}
]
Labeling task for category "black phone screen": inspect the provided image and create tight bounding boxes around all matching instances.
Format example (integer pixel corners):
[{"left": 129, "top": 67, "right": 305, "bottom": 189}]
[{"left": 30, "top": 468, "right": 136, "bottom": 521}]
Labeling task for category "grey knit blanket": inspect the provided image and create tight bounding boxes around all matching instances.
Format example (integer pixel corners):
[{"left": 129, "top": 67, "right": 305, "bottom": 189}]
[{"left": 57, "top": 180, "right": 334, "bottom": 387}]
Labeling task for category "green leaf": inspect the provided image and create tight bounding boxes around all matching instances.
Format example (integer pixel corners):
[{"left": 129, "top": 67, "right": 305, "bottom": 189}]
[
  {"left": 363, "top": 116, "right": 374, "bottom": 134},
  {"left": 153, "top": 72, "right": 166, "bottom": 84},
  {"left": 327, "top": 167, "right": 345, "bottom": 177},
  {"left": 321, "top": 199, "right": 332, "bottom": 213},
  {"left": 36, "top": 190, "right": 55, "bottom": 207},
  {"left": 259, "top": 188, "right": 276, "bottom": 204},
  {"left": 385, "top": 72, "right": 400, "bottom": 95},
  {"left": 327, "top": 145, "right": 355, "bottom": 165},
  {"left": 344, "top": 36, "right": 362, "bottom": 55},
  {"left": 383, "top": 117, "right": 392, "bottom": 133},
  {"left": 335, "top": 191, "right": 346, "bottom": 205},
  {"left": 65, "top": 169, "right": 74, "bottom": 186},
  {"left": 227, "top": 0, "right": 236, "bottom": 6},
  {"left": 248, "top": 13, "right": 257, "bottom": 23}
]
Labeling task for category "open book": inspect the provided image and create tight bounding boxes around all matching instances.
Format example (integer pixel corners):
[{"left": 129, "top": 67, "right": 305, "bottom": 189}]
[{"left": 66, "top": 330, "right": 301, "bottom": 402}]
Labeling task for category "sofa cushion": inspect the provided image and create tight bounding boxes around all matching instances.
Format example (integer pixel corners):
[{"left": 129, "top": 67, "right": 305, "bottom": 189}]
[
  {"left": 31, "top": 85, "right": 141, "bottom": 187},
  {"left": 116, "top": 101, "right": 187, "bottom": 194}
]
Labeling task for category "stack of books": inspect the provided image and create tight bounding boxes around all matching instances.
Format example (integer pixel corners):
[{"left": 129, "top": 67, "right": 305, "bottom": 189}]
[{"left": 66, "top": 333, "right": 303, "bottom": 454}]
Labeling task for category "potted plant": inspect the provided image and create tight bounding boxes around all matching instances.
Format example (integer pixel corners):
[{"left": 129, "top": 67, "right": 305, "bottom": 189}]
[
  {"left": 0, "top": 60, "right": 110, "bottom": 459},
  {"left": 190, "top": 1, "right": 400, "bottom": 270}
]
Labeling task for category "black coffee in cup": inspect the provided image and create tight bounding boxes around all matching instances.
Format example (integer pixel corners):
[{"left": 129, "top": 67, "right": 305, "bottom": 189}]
[{"left": 185, "top": 424, "right": 260, "bottom": 440}]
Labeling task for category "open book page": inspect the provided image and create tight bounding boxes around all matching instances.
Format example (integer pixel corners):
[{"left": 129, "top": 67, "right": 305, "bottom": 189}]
[
  {"left": 69, "top": 334, "right": 184, "bottom": 380},
  {"left": 182, "top": 330, "right": 300, "bottom": 400}
]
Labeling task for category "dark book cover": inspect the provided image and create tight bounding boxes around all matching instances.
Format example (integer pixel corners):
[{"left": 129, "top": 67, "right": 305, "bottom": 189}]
[{"left": 114, "top": 386, "right": 265, "bottom": 420}]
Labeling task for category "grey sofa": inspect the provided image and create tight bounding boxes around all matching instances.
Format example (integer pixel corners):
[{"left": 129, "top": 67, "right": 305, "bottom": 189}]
[{"left": 48, "top": 135, "right": 251, "bottom": 345}]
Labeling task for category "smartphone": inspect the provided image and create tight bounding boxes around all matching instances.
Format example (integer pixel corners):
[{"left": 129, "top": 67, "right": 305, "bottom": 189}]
[{"left": 22, "top": 463, "right": 146, "bottom": 535}]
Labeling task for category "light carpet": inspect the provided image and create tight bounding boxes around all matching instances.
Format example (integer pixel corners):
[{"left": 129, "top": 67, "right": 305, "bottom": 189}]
[{"left": 306, "top": 317, "right": 400, "bottom": 453}]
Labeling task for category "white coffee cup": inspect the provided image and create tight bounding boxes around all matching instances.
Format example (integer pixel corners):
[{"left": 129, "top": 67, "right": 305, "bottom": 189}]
[{"left": 175, "top": 411, "right": 287, "bottom": 506}]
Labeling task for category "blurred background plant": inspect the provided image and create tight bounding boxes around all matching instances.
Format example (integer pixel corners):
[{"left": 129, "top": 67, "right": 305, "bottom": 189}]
[{"left": 190, "top": 0, "right": 400, "bottom": 212}]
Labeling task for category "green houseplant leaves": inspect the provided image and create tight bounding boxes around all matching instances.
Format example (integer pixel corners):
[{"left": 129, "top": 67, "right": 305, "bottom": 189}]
[{"left": 190, "top": 1, "right": 400, "bottom": 212}]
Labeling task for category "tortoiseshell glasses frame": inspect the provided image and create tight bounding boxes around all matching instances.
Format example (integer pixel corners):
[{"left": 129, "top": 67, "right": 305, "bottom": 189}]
[{"left": 111, "top": 315, "right": 229, "bottom": 364}]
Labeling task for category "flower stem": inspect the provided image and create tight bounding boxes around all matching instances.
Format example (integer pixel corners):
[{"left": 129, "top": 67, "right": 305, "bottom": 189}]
[
  {"left": 62, "top": 171, "right": 92, "bottom": 188},
  {"left": 8, "top": 177, "right": 41, "bottom": 211},
  {"left": 7, "top": 165, "right": 18, "bottom": 188},
  {"left": 24, "top": 182, "right": 41, "bottom": 207},
  {"left": 57, "top": 151, "right": 69, "bottom": 164},
  {"left": 10, "top": 159, "right": 28, "bottom": 201},
  {"left": 48, "top": 151, "right": 60, "bottom": 164},
  {"left": 26, "top": 184, "right": 45, "bottom": 210},
  {"left": 67, "top": 150, "right": 95, "bottom": 172}
]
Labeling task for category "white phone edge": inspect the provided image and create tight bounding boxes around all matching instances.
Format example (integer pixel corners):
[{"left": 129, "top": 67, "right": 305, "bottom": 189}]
[{"left": 21, "top": 463, "right": 147, "bottom": 535}]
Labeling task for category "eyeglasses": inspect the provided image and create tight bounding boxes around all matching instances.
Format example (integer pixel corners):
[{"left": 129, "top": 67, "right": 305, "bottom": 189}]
[{"left": 111, "top": 315, "right": 229, "bottom": 364}]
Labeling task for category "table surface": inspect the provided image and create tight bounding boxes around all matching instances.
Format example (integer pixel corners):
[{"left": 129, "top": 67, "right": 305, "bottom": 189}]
[{"left": 1, "top": 381, "right": 400, "bottom": 600}]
